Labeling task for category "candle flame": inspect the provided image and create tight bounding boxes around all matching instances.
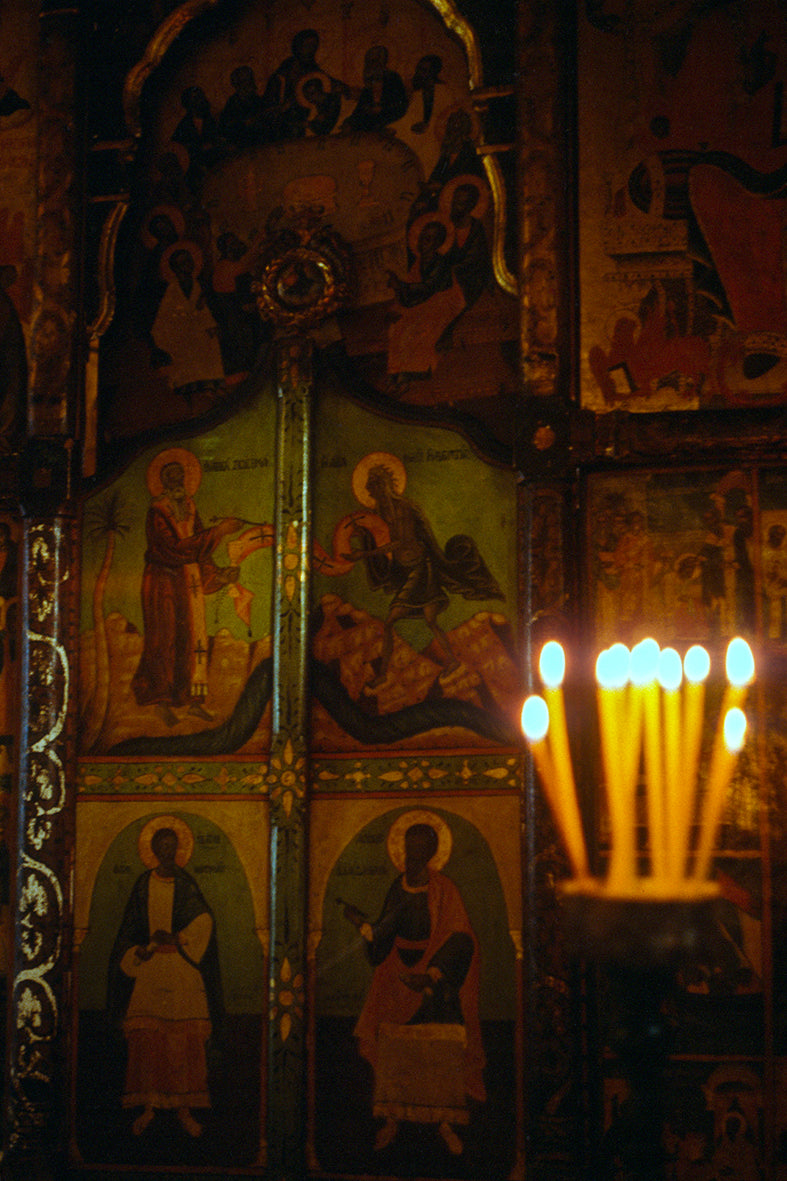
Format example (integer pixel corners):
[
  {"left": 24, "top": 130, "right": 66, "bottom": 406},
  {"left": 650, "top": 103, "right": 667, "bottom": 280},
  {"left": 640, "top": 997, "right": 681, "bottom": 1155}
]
[
  {"left": 521, "top": 695, "right": 550, "bottom": 742},
  {"left": 524, "top": 636, "right": 753, "bottom": 898},
  {"left": 683, "top": 644, "right": 710, "bottom": 684},
  {"left": 595, "top": 644, "right": 629, "bottom": 689},
  {"left": 723, "top": 707, "right": 747, "bottom": 752},
  {"left": 539, "top": 641, "right": 566, "bottom": 688},
  {"left": 657, "top": 647, "right": 682, "bottom": 692},
  {"left": 726, "top": 637, "right": 755, "bottom": 687},
  {"left": 630, "top": 637, "right": 660, "bottom": 685}
]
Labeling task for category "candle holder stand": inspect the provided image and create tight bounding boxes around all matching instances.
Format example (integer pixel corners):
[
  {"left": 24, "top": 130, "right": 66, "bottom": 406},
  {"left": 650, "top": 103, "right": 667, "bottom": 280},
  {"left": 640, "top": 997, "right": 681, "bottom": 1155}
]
[{"left": 561, "top": 889, "right": 721, "bottom": 1181}]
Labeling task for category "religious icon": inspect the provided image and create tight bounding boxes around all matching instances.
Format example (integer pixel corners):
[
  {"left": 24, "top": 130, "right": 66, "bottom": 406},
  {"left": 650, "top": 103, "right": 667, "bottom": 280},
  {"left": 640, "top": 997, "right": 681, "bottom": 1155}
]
[
  {"left": 132, "top": 446, "right": 272, "bottom": 727},
  {"left": 338, "top": 451, "right": 504, "bottom": 688},
  {"left": 107, "top": 815, "right": 222, "bottom": 1139},
  {"left": 340, "top": 810, "right": 485, "bottom": 1156}
]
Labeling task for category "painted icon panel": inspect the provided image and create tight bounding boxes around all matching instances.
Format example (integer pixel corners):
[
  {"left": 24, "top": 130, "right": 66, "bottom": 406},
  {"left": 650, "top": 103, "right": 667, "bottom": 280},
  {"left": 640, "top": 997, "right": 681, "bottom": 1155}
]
[
  {"left": 311, "top": 392, "right": 520, "bottom": 752},
  {"left": 578, "top": 2, "right": 787, "bottom": 412},
  {"left": 74, "top": 805, "right": 267, "bottom": 1168},
  {"left": 79, "top": 386, "right": 275, "bottom": 760},
  {"left": 311, "top": 800, "right": 520, "bottom": 1178}
]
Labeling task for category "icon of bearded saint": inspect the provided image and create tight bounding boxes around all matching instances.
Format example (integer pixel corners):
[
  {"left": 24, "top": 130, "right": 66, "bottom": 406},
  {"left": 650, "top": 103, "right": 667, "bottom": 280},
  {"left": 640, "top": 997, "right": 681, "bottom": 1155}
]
[{"left": 131, "top": 448, "right": 274, "bottom": 719}]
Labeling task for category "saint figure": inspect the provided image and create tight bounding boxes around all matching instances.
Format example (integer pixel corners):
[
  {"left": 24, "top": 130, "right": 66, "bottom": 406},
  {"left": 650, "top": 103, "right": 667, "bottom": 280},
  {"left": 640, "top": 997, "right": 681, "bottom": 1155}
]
[
  {"left": 107, "top": 818, "right": 223, "bottom": 1138},
  {"left": 343, "top": 814, "right": 485, "bottom": 1155}
]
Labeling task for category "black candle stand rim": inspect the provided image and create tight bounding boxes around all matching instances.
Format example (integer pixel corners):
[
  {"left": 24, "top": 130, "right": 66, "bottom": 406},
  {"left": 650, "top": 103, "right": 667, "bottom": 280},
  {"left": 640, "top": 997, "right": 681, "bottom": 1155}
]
[{"left": 558, "top": 885, "right": 722, "bottom": 970}]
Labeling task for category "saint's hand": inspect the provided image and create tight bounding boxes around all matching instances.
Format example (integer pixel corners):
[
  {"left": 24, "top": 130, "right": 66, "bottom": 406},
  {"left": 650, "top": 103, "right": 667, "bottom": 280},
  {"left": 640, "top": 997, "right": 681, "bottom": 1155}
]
[
  {"left": 151, "top": 929, "right": 176, "bottom": 946},
  {"left": 400, "top": 972, "right": 433, "bottom": 992},
  {"left": 218, "top": 517, "right": 243, "bottom": 537},
  {"left": 342, "top": 902, "right": 366, "bottom": 928}
]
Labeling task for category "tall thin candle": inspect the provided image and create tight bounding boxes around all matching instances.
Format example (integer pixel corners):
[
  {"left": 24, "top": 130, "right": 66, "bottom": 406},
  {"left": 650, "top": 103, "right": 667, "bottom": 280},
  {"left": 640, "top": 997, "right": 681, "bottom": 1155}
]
[
  {"left": 693, "top": 707, "right": 747, "bottom": 881},
  {"left": 658, "top": 647, "right": 683, "bottom": 879},
  {"left": 596, "top": 644, "right": 633, "bottom": 890},
  {"left": 521, "top": 694, "right": 588, "bottom": 878},
  {"left": 679, "top": 645, "right": 710, "bottom": 878},
  {"left": 633, "top": 639, "right": 665, "bottom": 879},
  {"left": 538, "top": 642, "right": 573, "bottom": 798}
]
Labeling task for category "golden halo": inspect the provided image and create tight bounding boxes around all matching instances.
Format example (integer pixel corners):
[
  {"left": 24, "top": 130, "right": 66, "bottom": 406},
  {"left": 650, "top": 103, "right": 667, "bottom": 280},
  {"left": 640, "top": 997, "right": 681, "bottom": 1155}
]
[
  {"left": 146, "top": 447, "right": 203, "bottom": 498},
  {"left": 407, "top": 211, "right": 454, "bottom": 257},
  {"left": 140, "top": 203, "right": 186, "bottom": 251},
  {"left": 387, "top": 810, "right": 452, "bottom": 873},
  {"left": 160, "top": 239, "right": 204, "bottom": 283},
  {"left": 138, "top": 814, "right": 194, "bottom": 869},
  {"left": 351, "top": 452, "right": 406, "bottom": 508},
  {"left": 439, "top": 173, "right": 489, "bottom": 223}
]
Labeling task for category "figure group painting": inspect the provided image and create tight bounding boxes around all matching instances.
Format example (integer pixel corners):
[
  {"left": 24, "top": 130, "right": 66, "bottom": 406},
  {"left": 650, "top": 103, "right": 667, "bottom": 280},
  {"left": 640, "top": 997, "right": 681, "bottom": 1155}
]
[
  {"left": 79, "top": 391, "right": 518, "bottom": 759},
  {"left": 579, "top": 1, "right": 787, "bottom": 413},
  {"left": 588, "top": 468, "right": 757, "bottom": 650},
  {"left": 99, "top": 0, "right": 517, "bottom": 453},
  {"left": 75, "top": 389, "right": 520, "bottom": 1173}
]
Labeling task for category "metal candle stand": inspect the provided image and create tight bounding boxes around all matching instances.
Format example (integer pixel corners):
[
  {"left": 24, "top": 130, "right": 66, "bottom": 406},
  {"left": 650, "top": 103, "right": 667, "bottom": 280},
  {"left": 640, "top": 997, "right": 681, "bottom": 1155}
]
[
  {"left": 522, "top": 638, "right": 756, "bottom": 1181},
  {"left": 561, "top": 890, "right": 720, "bottom": 1181}
]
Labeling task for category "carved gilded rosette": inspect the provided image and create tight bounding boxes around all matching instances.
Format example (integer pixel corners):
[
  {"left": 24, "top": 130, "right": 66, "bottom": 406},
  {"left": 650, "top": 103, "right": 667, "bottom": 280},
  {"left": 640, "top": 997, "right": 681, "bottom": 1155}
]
[{"left": 253, "top": 230, "right": 353, "bottom": 333}]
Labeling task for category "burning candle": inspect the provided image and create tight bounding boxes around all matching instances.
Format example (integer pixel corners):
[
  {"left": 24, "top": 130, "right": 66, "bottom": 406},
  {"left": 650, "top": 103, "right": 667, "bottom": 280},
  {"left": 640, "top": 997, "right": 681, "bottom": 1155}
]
[
  {"left": 722, "top": 637, "right": 755, "bottom": 714},
  {"left": 521, "top": 694, "right": 588, "bottom": 878},
  {"left": 657, "top": 646, "right": 683, "bottom": 879},
  {"left": 596, "top": 643, "right": 633, "bottom": 889},
  {"left": 679, "top": 644, "right": 710, "bottom": 878},
  {"left": 693, "top": 706, "right": 747, "bottom": 881},
  {"left": 538, "top": 641, "right": 576, "bottom": 813},
  {"left": 631, "top": 638, "right": 664, "bottom": 879}
]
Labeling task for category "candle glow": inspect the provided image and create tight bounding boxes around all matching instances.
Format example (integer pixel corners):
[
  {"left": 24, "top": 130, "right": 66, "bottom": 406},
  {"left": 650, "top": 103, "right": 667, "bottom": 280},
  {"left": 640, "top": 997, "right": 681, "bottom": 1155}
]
[
  {"left": 726, "top": 638, "right": 755, "bottom": 687},
  {"left": 595, "top": 644, "right": 634, "bottom": 889},
  {"left": 539, "top": 640, "right": 566, "bottom": 688},
  {"left": 521, "top": 693, "right": 588, "bottom": 878},
  {"left": 522, "top": 635, "right": 754, "bottom": 900},
  {"left": 521, "top": 694, "right": 549, "bottom": 742},
  {"left": 723, "top": 706, "right": 747, "bottom": 752}
]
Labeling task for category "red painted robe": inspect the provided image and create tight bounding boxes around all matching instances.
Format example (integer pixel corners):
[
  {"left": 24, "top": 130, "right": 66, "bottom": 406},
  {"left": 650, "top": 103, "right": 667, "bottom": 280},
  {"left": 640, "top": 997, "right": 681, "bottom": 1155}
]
[
  {"left": 132, "top": 496, "right": 235, "bottom": 707},
  {"left": 354, "top": 869, "right": 486, "bottom": 1104}
]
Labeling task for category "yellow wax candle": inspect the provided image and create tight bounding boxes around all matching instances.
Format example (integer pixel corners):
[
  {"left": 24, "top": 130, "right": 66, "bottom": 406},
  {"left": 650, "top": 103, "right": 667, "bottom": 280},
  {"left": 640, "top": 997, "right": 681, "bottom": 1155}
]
[
  {"left": 521, "top": 694, "right": 588, "bottom": 878},
  {"left": 658, "top": 647, "right": 683, "bottom": 880},
  {"left": 693, "top": 707, "right": 747, "bottom": 881},
  {"left": 623, "top": 681, "right": 644, "bottom": 804},
  {"left": 596, "top": 645, "right": 633, "bottom": 891},
  {"left": 632, "top": 639, "right": 665, "bottom": 879},
  {"left": 679, "top": 645, "right": 710, "bottom": 878},
  {"left": 538, "top": 642, "right": 575, "bottom": 805}
]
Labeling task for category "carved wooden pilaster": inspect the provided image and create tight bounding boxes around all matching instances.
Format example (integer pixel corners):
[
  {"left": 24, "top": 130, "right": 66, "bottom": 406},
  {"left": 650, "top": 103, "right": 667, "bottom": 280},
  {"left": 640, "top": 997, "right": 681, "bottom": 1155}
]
[
  {"left": 266, "top": 338, "right": 313, "bottom": 1178},
  {"left": 5, "top": 518, "right": 73, "bottom": 1173},
  {"left": 517, "top": 0, "right": 573, "bottom": 401},
  {"left": 29, "top": 4, "right": 81, "bottom": 438}
]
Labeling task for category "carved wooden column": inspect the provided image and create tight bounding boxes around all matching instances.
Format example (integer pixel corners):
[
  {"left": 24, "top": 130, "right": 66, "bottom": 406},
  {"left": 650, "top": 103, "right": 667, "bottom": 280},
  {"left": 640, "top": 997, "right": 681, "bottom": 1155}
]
[
  {"left": 5, "top": 515, "right": 73, "bottom": 1177},
  {"left": 266, "top": 336, "right": 313, "bottom": 1177},
  {"left": 255, "top": 223, "right": 351, "bottom": 1178},
  {"left": 2, "top": 1, "right": 81, "bottom": 1171}
]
